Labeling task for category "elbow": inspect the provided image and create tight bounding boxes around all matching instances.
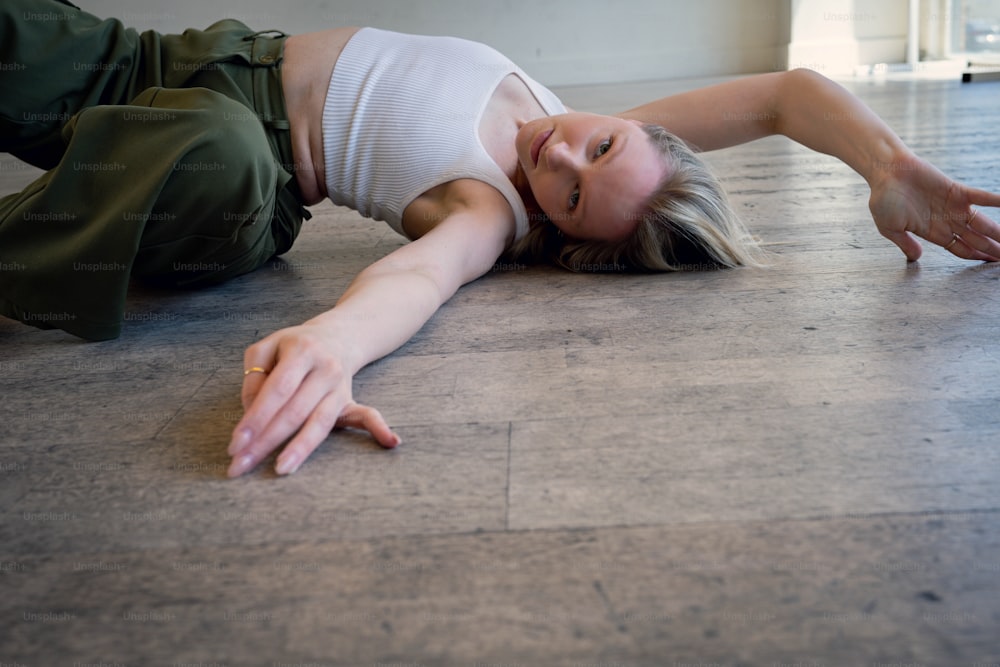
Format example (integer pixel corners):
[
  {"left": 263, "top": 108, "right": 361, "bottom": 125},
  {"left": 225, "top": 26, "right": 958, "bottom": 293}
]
[
  {"left": 413, "top": 264, "right": 459, "bottom": 307},
  {"left": 770, "top": 68, "right": 827, "bottom": 137},
  {"left": 785, "top": 67, "right": 832, "bottom": 88},
  {"left": 783, "top": 67, "right": 836, "bottom": 96},
  {"left": 787, "top": 66, "right": 821, "bottom": 77}
]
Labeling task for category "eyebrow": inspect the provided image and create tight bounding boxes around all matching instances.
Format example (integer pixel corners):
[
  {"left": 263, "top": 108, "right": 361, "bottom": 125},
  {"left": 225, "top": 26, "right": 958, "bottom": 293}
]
[{"left": 579, "top": 134, "right": 627, "bottom": 229}]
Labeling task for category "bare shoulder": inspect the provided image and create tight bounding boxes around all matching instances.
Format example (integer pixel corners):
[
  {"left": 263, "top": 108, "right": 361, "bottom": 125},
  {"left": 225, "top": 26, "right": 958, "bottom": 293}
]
[{"left": 402, "top": 179, "right": 518, "bottom": 244}]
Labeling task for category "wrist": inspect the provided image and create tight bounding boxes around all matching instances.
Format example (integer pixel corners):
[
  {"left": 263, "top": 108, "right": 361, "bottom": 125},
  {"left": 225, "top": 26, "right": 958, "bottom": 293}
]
[
  {"left": 301, "top": 312, "right": 365, "bottom": 377},
  {"left": 863, "top": 141, "right": 918, "bottom": 190}
]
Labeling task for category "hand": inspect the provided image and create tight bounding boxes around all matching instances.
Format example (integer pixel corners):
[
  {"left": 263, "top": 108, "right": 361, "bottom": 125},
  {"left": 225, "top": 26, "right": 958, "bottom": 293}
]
[
  {"left": 867, "top": 153, "right": 1000, "bottom": 262},
  {"left": 227, "top": 324, "right": 401, "bottom": 478}
]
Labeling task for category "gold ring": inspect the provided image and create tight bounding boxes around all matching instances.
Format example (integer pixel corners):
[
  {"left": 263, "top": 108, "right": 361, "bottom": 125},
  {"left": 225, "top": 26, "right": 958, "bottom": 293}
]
[
  {"left": 945, "top": 235, "right": 959, "bottom": 250},
  {"left": 969, "top": 207, "right": 978, "bottom": 226},
  {"left": 244, "top": 367, "right": 269, "bottom": 377}
]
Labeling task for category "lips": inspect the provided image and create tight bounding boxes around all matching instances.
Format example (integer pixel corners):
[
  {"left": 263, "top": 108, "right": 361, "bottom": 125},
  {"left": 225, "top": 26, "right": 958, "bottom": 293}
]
[{"left": 530, "top": 129, "right": 553, "bottom": 167}]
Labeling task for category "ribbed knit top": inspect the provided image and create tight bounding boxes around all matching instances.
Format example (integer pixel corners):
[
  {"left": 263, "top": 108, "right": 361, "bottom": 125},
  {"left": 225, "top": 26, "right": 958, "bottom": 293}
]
[{"left": 321, "top": 28, "right": 567, "bottom": 240}]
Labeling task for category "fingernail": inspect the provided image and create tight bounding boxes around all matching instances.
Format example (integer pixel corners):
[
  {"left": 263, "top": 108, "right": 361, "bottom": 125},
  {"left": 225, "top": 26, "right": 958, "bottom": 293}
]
[
  {"left": 228, "top": 428, "right": 252, "bottom": 456},
  {"left": 275, "top": 453, "right": 299, "bottom": 476},
  {"left": 227, "top": 454, "right": 254, "bottom": 478}
]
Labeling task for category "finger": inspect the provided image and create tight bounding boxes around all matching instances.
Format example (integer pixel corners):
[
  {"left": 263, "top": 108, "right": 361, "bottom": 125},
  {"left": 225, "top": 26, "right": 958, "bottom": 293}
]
[
  {"left": 227, "top": 369, "right": 332, "bottom": 477},
  {"left": 934, "top": 209, "right": 1000, "bottom": 262},
  {"left": 335, "top": 402, "right": 402, "bottom": 449},
  {"left": 883, "top": 229, "right": 923, "bottom": 262},
  {"left": 240, "top": 336, "right": 280, "bottom": 410},
  {"left": 944, "top": 235, "right": 998, "bottom": 262},
  {"left": 228, "top": 349, "right": 313, "bottom": 458},
  {"left": 947, "top": 232, "right": 1000, "bottom": 262},
  {"left": 241, "top": 371, "right": 269, "bottom": 412},
  {"left": 273, "top": 393, "right": 347, "bottom": 476},
  {"left": 966, "top": 186, "right": 1000, "bottom": 208},
  {"left": 272, "top": 401, "right": 401, "bottom": 476},
  {"left": 229, "top": 342, "right": 279, "bottom": 456},
  {"left": 965, "top": 209, "right": 1000, "bottom": 259}
]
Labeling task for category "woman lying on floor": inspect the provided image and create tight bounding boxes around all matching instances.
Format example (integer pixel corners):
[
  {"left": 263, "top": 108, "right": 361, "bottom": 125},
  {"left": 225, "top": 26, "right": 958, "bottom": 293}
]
[{"left": 2, "top": 0, "right": 999, "bottom": 477}]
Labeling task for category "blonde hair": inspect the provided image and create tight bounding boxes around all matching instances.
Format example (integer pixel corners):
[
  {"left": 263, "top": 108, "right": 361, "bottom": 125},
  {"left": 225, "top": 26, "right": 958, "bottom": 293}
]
[{"left": 505, "top": 123, "right": 764, "bottom": 272}]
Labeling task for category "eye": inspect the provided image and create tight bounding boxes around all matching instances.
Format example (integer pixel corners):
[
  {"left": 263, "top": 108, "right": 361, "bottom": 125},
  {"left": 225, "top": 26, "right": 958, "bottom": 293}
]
[
  {"left": 568, "top": 188, "right": 580, "bottom": 211},
  {"left": 595, "top": 139, "right": 612, "bottom": 158}
]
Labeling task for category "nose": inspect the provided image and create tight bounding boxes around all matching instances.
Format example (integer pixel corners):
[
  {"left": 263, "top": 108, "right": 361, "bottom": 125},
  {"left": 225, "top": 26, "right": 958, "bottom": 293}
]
[{"left": 544, "top": 140, "right": 580, "bottom": 172}]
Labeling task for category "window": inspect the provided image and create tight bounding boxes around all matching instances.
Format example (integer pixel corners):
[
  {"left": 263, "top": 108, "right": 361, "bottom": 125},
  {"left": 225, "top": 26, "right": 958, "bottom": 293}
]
[{"left": 952, "top": 0, "right": 1000, "bottom": 58}]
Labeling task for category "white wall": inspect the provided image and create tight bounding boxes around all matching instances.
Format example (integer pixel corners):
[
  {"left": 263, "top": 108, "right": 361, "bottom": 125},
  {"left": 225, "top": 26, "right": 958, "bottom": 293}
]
[
  {"left": 80, "top": 0, "right": 920, "bottom": 83},
  {"left": 79, "top": 0, "right": 790, "bottom": 85}
]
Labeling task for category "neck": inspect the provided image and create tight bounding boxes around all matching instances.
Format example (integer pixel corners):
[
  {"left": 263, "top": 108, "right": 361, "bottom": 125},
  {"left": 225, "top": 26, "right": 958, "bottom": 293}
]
[{"left": 512, "top": 161, "right": 541, "bottom": 223}]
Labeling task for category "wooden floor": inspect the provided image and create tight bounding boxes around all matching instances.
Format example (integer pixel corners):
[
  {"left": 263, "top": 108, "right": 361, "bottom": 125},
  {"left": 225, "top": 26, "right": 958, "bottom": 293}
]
[{"left": 2, "top": 75, "right": 999, "bottom": 666}]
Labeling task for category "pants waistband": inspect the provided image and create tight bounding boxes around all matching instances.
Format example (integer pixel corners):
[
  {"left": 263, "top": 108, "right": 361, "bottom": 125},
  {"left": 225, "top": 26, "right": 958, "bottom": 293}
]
[{"left": 241, "top": 30, "right": 297, "bottom": 179}]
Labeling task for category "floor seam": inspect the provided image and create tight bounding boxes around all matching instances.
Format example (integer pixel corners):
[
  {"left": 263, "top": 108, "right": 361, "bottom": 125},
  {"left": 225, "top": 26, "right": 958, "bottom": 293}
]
[
  {"left": 504, "top": 421, "right": 512, "bottom": 532},
  {"left": 152, "top": 369, "right": 219, "bottom": 441}
]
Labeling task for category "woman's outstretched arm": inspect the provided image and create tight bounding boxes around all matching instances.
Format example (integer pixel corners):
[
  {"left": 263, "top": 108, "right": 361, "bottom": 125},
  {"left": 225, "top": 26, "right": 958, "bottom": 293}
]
[
  {"left": 619, "top": 68, "right": 1000, "bottom": 261},
  {"left": 227, "top": 202, "right": 512, "bottom": 477}
]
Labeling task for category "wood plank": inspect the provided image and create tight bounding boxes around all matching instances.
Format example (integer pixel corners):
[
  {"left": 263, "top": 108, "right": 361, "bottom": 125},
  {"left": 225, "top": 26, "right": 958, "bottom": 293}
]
[{"left": 1, "top": 513, "right": 997, "bottom": 665}]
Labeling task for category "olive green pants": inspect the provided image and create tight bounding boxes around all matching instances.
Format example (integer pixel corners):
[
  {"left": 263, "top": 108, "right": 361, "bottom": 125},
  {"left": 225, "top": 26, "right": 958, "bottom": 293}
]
[{"left": 0, "top": 0, "right": 309, "bottom": 340}]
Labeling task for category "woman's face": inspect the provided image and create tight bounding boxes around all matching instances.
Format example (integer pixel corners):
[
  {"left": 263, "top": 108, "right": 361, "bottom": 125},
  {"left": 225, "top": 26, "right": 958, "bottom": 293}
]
[{"left": 516, "top": 112, "right": 668, "bottom": 242}]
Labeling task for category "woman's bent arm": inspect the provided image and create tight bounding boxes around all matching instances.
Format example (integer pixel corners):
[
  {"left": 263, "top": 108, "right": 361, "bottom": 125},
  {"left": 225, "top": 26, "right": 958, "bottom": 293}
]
[
  {"left": 621, "top": 69, "right": 1000, "bottom": 261},
  {"left": 227, "top": 206, "right": 511, "bottom": 477},
  {"left": 770, "top": 69, "right": 1000, "bottom": 261}
]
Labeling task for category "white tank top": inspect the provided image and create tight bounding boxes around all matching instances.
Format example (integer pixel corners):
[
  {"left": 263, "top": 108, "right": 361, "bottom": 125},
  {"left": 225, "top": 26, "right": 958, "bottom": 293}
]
[{"left": 321, "top": 28, "right": 567, "bottom": 241}]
